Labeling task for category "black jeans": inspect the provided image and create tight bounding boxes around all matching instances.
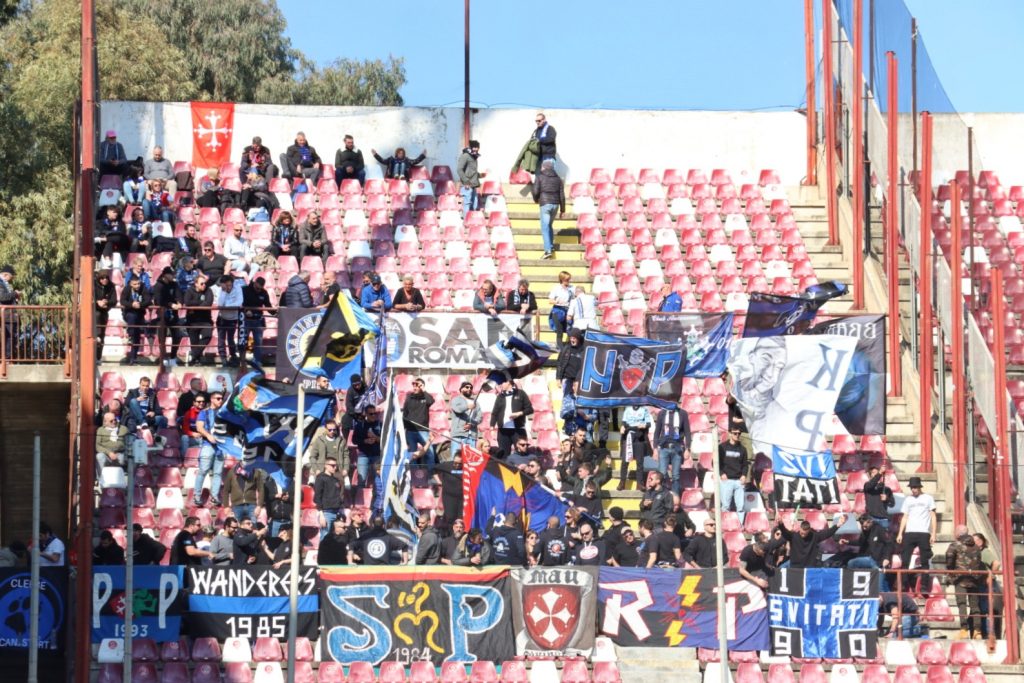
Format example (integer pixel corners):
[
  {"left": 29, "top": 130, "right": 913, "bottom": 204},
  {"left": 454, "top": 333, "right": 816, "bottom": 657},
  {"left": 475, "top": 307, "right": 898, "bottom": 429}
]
[{"left": 899, "top": 531, "right": 932, "bottom": 591}]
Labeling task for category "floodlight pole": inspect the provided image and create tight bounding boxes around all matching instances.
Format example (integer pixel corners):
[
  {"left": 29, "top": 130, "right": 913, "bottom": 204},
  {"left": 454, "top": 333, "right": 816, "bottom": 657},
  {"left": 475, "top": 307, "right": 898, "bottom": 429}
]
[
  {"left": 802, "top": 0, "right": 817, "bottom": 186},
  {"left": 822, "top": 0, "right": 839, "bottom": 245},
  {"left": 286, "top": 385, "right": 305, "bottom": 683},
  {"left": 949, "top": 180, "right": 966, "bottom": 526},
  {"left": 123, "top": 445, "right": 136, "bottom": 683},
  {"left": 463, "top": 0, "right": 471, "bottom": 148},
  {"left": 852, "top": 0, "right": 865, "bottom": 310},
  {"left": 919, "top": 112, "right": 934, "bottom": 472}
]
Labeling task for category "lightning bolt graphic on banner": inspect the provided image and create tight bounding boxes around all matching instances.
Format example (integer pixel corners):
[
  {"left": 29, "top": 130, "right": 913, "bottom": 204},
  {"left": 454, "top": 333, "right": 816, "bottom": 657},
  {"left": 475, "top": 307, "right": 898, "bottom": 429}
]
[{"left": 665, "top": 574, "right": 703, "bottom": 646}]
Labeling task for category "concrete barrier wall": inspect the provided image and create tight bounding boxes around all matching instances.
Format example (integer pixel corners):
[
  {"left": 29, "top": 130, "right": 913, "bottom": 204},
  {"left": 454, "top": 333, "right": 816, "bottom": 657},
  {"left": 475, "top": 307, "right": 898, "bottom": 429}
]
[
  {"left": 100, "top": 102, "right": 808, "bottom": 185},
  {"left": 897, "top": 113, "right": 1024, "bottom": 188}
]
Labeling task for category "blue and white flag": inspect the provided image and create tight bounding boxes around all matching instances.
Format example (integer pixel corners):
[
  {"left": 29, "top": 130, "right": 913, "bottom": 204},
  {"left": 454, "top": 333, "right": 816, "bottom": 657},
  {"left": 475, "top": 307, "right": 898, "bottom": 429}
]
[
  {"left": 645, "top": 312, "right": 734, "bottom": 378},
  {"left": 577, "top": 331, "right": 686, "bottom": 410},
  {"left": 770, "top": 446, "right": 841, "bottom": 506},
  {"left": 743, "top": 281, "right": 848, "bottom": 337},
  {"left": 378, "top": 384, "right": 416, "bottom": 531},
  {"left": 481, "top": 329, "right": 553, "bottom": 384},
  {"left": 355, "top": 311, "right": 389, "bottom": 411}
]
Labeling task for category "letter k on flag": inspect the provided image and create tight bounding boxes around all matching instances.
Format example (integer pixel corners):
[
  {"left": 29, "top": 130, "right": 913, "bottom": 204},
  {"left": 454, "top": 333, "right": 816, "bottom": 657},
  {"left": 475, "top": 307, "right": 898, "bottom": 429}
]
[{"left": 191, "top": 102, "right": 234, "bottom": 168}]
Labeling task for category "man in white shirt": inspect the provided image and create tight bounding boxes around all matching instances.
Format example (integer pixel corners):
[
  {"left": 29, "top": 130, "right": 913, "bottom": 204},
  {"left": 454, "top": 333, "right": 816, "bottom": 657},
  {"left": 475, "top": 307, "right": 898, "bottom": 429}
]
[
  {"left": 223, "top": 224, "right": 254, "bottom": 273},
  {"left": 37, "top": 523, "right": 65, "bottom": 566},
  {"left": 215, "top": 275, "right": 244, "bottom": 367},
  {"left": 567, "top": 285, "right": 600, "bottom": 331},
  {"left": 896, "top": 476, "right": 936, "bottom": 592}
]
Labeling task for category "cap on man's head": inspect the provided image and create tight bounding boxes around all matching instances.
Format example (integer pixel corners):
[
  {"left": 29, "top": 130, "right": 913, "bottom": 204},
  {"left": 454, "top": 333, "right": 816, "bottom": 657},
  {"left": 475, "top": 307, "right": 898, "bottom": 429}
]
[
  {"left": 858, "top": 513, "right": 873, "bottom": 522},
  {"left": 908, "top": 476, "right": 923, "bottom": 489},
  {"left": 278, "top": 523, "right": 293, "bottom": 533},
  {"left": 105, "top": 130, "right": 117, "bottom": 138},
  {"left": 460, "top": 381, "right": 473, "bottom": 390},
  {"left": 370, "top": 274, "right": 382, "bottom": 284},
  {"left": 0, "top": 265, "right": 13, "bottom": 276}
]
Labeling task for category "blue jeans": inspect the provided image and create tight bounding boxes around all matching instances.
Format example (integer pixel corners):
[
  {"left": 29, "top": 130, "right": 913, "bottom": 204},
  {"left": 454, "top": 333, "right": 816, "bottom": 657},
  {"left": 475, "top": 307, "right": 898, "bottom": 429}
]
[
  {"left": 241, "top": 318, "right": 265, "bottom": 361},
  {"left": 123, "top": 181, "right": 146, "bottom": 204},
  {"left": 871, "top": 516, "right": 890, "bottom": 529},
  {"left": 356, "top": 455, "right": 379, "bottom": 486},
  {"left": 539, "top": 204, "right": 558, "bottom": 254},
  {"left": 143, "top": 199, "right": 174, "bottom": 224},
  {"left": 658, "top": 443, "right": 684, "bottom": 495},
  {"left": 232, "top": 503, "right": 257, "bottom": 523},
  {"left": 460, "top": 185, "right": 479, "bottom": 218},
  {"left": 450, "top": 435, "right": 476, "bottom": 458},
  {"left": 848, "top": 556, "right": 890, "bottom": 591},
  {"left": 406, "top": 430, "right": 435, "bottom": 474},
  {"left": 195, "top": 443, "right": 225, "bottom": 503},
  {"left": 180, "top": 435, "right": 202, "bottom": 454},
  {"left": 270, "top": 519, "right": 287, "bottom": 538},
  {"left": 320, "top": 509, "right": 339, "bottom": 540},
  {"left": 719, "top": 478, "right": 745, "bottom": 520}
]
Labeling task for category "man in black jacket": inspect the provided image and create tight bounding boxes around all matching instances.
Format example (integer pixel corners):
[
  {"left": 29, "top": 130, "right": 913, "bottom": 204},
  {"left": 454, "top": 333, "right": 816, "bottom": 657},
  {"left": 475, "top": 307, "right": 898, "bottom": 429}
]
[
  {"left": 131, "top": 524, "right": 166, "bottom": 565},
  {"left": 314, "top": 457, "right": 345, "bottom": 539},
  {"left": 334, "top": 135, "right": 366, "bottom": 185},
  {"left": 533, "top": 112, "right": 557, "bottom": 160},
  {"left": 842, "top": 514, "right": 893, "bottom": 590},
  {"left": 403, "top": 377, "right": 436, "bottom": 473},
  {"left": 654, "top": 402, "right": 692, "bottom": 496},
  {"left": 863, "top": 466, "right": 896, "bottom": 528},
  {"left": 488, "top": 514, "right": 526, "bottom": 566},
  {"left": 95, "top": 270, "right": 117, "bottom": 360},
  {"left": 318, "top": 518, "right": 350, "bottom": 566},
  {"left": 776, "top": 514, "right": 848, "bottom": 568},
  {"left": 241, "top": 277, "right": 273, "bottom": 365},
  {"left": 490, "top": 379, "right": 534, "bottom": 458},
  {"left": 183, "top": 276, "right": 213, "bottom": 366},
  {"left": 639, "top": 471, "right": 674, "bottom": 529},
  {"left": 281, "top": 132, "right": 322, "bottom": 184},
  {"left": 532, "top": 159, "right": 565, "bottom": 259},
  {"left": 556, "top": 329, "right": 585, "bottom": 392},
  {"left": 152, "top": 266, "right": 185, "bottom": 367},
  {"left": 433, "top": 450, "right": 464, "bottom": 524},
  {"left": 682, "top": 518, "right": 728, "bottom": 569}
]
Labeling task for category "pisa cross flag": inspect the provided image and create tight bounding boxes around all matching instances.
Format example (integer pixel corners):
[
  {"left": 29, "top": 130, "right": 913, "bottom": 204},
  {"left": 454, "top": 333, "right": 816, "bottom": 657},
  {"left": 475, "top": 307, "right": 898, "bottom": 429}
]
[{"left": 191, "top": 102, "right": 235, "bottom": 168}]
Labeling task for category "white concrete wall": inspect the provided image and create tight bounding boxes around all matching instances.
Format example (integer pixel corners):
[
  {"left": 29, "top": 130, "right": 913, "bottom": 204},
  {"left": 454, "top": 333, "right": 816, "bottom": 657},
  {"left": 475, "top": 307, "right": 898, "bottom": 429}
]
[
  {"left": 100, "top": 102, "right": 808, "bottom": 185},
  {"left": 896, "top": 113, "right": 1024, "bottom": 188}
]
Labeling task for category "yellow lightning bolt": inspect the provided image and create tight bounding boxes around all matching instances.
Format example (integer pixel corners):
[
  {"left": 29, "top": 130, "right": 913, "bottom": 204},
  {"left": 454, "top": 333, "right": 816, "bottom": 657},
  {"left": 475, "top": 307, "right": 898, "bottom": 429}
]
[
  {"left": 500, "top": 466, "right": 526, "bottom": 496},
  {"left": 665, "top": 575, "right": 703, "bottom": 646}
]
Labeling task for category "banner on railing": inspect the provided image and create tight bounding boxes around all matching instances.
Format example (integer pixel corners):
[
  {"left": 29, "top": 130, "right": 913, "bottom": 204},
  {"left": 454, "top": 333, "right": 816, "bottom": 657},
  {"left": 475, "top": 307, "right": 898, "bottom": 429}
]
[
  {"left": 186, "top": 567, "right": 319, "bottom": 640},
  {"left": 645, "top": 312, "right": 734, "bottom": 378},
  {"left": 596, "top": 568, "right": 769, "bottom": 651},
  {"left": 382, "top": 312, "right": 527, "bottom": 369},
  {"left": 768, "top": 568, "right": 879, "bottom": 659},
  {"left": 0, "top": 568, "right": 67, "bottom": 651},
  {"left": 771, "top": 446, "right": 842, "bottom": 507},
  {"left": 319, "top": 566, "right": 515, "bottom": 665},
  {"left": 510, "top": 567, "right": 597, "bottom": 657},
  {"left": 92, "top": 566, "right": 185, "bottom": 642}
]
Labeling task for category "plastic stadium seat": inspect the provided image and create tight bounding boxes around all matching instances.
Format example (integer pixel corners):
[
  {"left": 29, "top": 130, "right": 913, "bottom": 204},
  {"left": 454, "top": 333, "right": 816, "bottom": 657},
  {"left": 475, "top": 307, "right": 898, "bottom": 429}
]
[
  {"left": 500, "top": 660, "right": 528, "bottom": 683},
  {"left": 379, "top": 661, "right": 409, "bottom": 683},
  {"left": 252, "top": 661, "right": 283, "bottom": 683},
  {"left": 159, "top": 662, "right": 190, "bottom": 683},
  {"left": 735, "top": 662, "right": 765, "bottom": 683},
  {"left": 860, "top": 665, "right": 890, "bottom": 683},
  {"left": 893, "top": 667, "right": 923, "bottom": 683},
  {"left": 192, "top": 637, "right": 222, "bottom": 662},
  {"left": 799, "top": 664, "right": 827, "bottom": 683},
  {"left": 130, "top": 663, "right": 158, "bottom": 683},
  {"left": 314, "top": 663, "right": 345, "bottom": 683},
  {"left": 915, "top": 640, "right": 947, "bottom": 665},
  {"left": 765, "top": 665, "right": 795, "bottom": 683},
  {"left": 947, "top": 642, "right": 980, "bottom": 666},
  {"left": 925, "top": 667, "right": 955, "bottom": 683},
  {"left": 441, "top": 662, "right": 469, "bottom": 683},
  {"left": 223, "top": 663, "right": 255, "bottom": 682},
  {"left": 160, "top": 638, "right": 189, "bottom": 662},
  {"left": 469, "top": 661, "right": 499, "bottom": 683},
  {"left": 828, "top": 664, "right": 859, "bottom": 683},
  {"left": 591, "top": 663, "right": 621, "bottom": 683},
  {"left": 560, "top": 659, "right": 591, "bottom": 683},
  {"left": 957, "top": 666, "right": 986, "bottom": 683}
]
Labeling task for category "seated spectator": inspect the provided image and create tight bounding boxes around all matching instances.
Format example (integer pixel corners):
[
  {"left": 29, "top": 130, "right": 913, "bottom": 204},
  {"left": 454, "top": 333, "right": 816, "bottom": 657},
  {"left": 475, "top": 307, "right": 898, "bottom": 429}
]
[
  {"left": 657, "top": 282, "right": 684, "bottom": 312},
  {"left": 473, "top": 280, "right": 504, "bottom": 316},
  {"left": 196, "top": 241, "right": 228, "bottom": 282},
  {"left": 96, "top": 411, "right": 128, "bottom": 470},
  {"left": 240, "top": 135, "right": 276, "bottom": 179},
  {"left": 372, "top": 147, "right": 426, "bottom": 181},
  {"left": 223, "top": 224, "right": 255, "bottom": 273},
  {"left": 143, "top": 146, "right": 177, "bottom": 194},
  {"left": 131, "top": 524, "right": 166, "bottom": 565},
  {"left": 281, "top": 271, "right": 314, "bottom": 308},
  {"left": 174, "top": 223, "right": 201, "bottom": 264},
  {"left": 240, "top": 171, "right": 277, "bottom": 213},
  {"left": 179, "top": 392, "right": 205, "bottom": 452},
  {"left": 392, "top": 275, "right": 426, "bottom": 312},
  {"left": 93, "top": 530, "right": 126, "bottom": 565},
  {"left": 360, "top": 273, "right": 392, "bottom": 311},
  {"left": 125, "top": 207, "right": 153, "bottom": 254},
  {"left": 99, "top": 130, "right": 131, "bottom": 177},
  {"left": 195, "top": 168, "right": 238, "bottom": 211},
  {"left": 281, "top": 132, "right": 322, "bottom": 184},
  {"left": 269, "top": 211, "right": 298, "bottom": 258},
  {"left": 452, "top": 527, "right": 492, "bottom": 567},
  {"left": 334, "top": 134, "right": 366, "bottom": 185},
  {"left": 94, "top": 205, "right": 130, "bottom": 264},
  {"left": 126, "top": 376, "right": 167, "bottom": 431},
  {"left": 124, "top": 256, "right": 153, "bottom": 291},
  {"left": 842, "top": 514, "right": 893, "bottom": 584},
  {"left": 298, "top": 211, "right": 331, "bottom": 262},
  {"left": 123, "top": 165, "right": 148, "bottom": 205},
  {"left": 143, "top": 178, "right": 175, "bottom": 224},
  {"left": 319, "top": 270, "right": 341, "bottom": 306}
]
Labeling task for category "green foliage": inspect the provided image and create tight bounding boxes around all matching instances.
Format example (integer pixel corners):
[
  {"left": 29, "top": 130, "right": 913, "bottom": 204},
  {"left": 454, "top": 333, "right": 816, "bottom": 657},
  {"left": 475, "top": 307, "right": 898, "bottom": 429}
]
[{"left": 256, "top": 56, "right": 406, "bottom": 107}]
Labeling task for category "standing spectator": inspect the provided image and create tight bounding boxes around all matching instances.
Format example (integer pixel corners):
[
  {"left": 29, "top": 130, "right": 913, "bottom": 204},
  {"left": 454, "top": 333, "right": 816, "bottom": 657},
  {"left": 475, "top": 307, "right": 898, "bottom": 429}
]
[
  {"left": 602, "top": 506, "right": 628, "bottom": 554},
  {"left": 571, "top": 522, "right": 606, "bottom": 566},
  {"left": 371, "top": 147, "right": 426, "bottom": 181},
  {"left": 843, "top": 514, "right": 892, "bottom": 590},
  {"left": 36, "top": 524, "right": 65, "bottom": 566},
  {"left": 490, "top": 378, "right": 534, "bottom": 457},
  {"left": 341, "top": 374, "right": 367, "bottom": 449},
  {"left": 298, "top": 212, "right": 331, "bottom": 263},
  {"left": 99, "top": 130, "right": 130, "bottom": 177},
  {"left": 350, "top": 516, "right": 407, "bottom": 565},
  {"left": 269, "top": 211, "right": 299, "bottom": 259},
  {"left": 95, "top": 206, "right": 130, "bottom": 264},
  {"left": 119, "top": 277, "right": 151, "bottom": 365},
  {"left": 433, "top": 450, "right": 464, "bottom": 524},
  {"left": 777, "top": 515, "right": 848, "bottom": 568},
  {"left": 209, "top": 518, "right": 238, "bottom": 566},
  {"left": 548, "top": 271, "right": 573, "bottom": 349},
  {"left": 271, "top": 525, "right": 295, "bottom": 570},
  {"left": 503, "top": 279, "right": 538, "bottom": 333},
  {"left": 176, "top": 256, "right": 200, "bottom": 293},
  {"left": 313, "top": 457, "right": 346, "bottom": 539},
  {"left": 456, "top": 140, "right": 483, "bottom": 217},
  {"left": 127, "top": 376, "right": 168, "bottom": 431},
  {"left": 353, "top": 405, "right": 383, "bottom": 486},
  {"left": 403, "top": 378, "right": 435, "bottom": 472},
  {"left": 392, "top": 275, "right": 426, "bottom": 312},
  {"left": 143, "top": 146, "right": 177, "bottom": 194},
  {"left": 281, "top": 132, "right": 322, "bottom": 184},
  {"left": 196, "top": 242, "right": 228, "bottom": 282},
  {"left": 654, "top": 401, "right": 691, "bottom": 496},
  {"left": 533, "top": 112, "right": 557, "bottom": 162},
  {"left": 215, "top": 275, "right": 242, "bottom": 367},
  {"left": 334, "top": 135, "right": 366, "bottom": 185},
  {"left": 863, "top": 465, "right": 896, "bottom": 528},
  {"left": 264, "top": 475, "right": 292, "bottom": 538},
  {"left": 440, "top": 519, "right": 466, "bottom": 565},
  {"left": 682, "top": 519, "right": 728, "bottom": 569},
  {"left": 240, "top": 136, "right": 275, "bottom": 179},
  {"left": 556, "top": 329, "right": 585, "bottom": 393},
  {"left": 896, "top": 476, "right": 936, "bottom": 592},
  {"left": 193, "top": 391, "right": 226, "bottom": 505},
  {"left": 538, "top": 516, "right": 570, "bottom": 566},
  {"left": 639, "top": 471, "right": 674, "bottom": 529},
  {"left": 619, "top": 405, "right": 653, "bottom": 490},
  {"left": 318, "top": 518, "right": 351, "bottom": 566},
  {"left": 281, "top": 272, "right": 314, "bottom": 308},
  {"left": 566, "top": 285, "right": 599, "bottom": 331},
  {"left": 95, "top": 412, "right": 128, "bottom": 471},
  {"left": 973, "top": 533, "right": 1002, "bottom": 640},
  {"left": 176, "top": 377, "right": 204, "bottom": 416},
  {"left": 308, "top": 421, "right": 347, "bottom": 480},
  {"left": 241, "top": 277, "right": 273, "bottom": 365},
  {"left": 222, "top": 462, "right": 266, "bottom": 525},
  {"left": 131, "top": 524, "right": 166, "bottom": 565},
  {"left": 151, "top": 266, "right": 185, "bottom": 367},
  {"left": 472, "top": 280, "right": 504, "bottom": 316},
  {"left": 453, "top": 528, "right": 492, "bottom": 567},
  {"left": 224, "top": 224, "right": 255, "bottom": 273},
  {"left": 414, "top": 516, "right": 443, "bottom": 565},
  {"left": 360, "top": 273, "right": 392, "bottom": 311},
  {"left": 532, "top": 159, "right": 564, "bottom": 260},
  {"left": 231, "top": 518, "right": 262, "bottom": 566},
  {"left": 183, "top": 275, "right": 213, "bottom": 366},
  {"left": 610, "top": 526, "right": 640, "bottom": 567},
  {"left": 319, "top": 271, "right": 341, "bottom": 306},
  {"left": 945, "top": 525, "right": 984, "bottom": 639},
  {"left": 645, "top": 515, "right": 683, "bottom": 568},
  {"left": 170, "top": 517, "right": 212, "bottom": 565},
  {"left": 92, "top": 530, "right": 126, "bottom": 566},
  {"left": 717, "top": 427, "right": 749, "bottom": 521},
  {"left": 94, "top": 271, "right": 116, "bottom": 360},
  {"left": 449, "top": 381, "right": 481, "bottom": 456},
  {"left": 658, "top": 283, "right": 684, "bottom": 312},
  {"left": 488, "top": 514, "right": 525, "bottom": 567},
  {"left": 560, "top": 457, "right": 612, "bottom": 498}
]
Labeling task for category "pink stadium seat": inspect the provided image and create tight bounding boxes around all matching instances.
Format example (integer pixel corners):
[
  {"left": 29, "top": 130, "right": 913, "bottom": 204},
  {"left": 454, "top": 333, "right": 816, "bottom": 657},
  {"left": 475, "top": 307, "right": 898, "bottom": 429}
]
[
  {"left": 948, "top": 642, "right": 980, "bottom": 666},
  {"left": 441, "top": 661, "right": 469, "bottom": 683},
  {"left": 158, "top": 662, "right": 189, "bottom": 683},
  {"left": 591, "top": 663, "right": 621, "bottom": 683},
  {"left": 894, "top": 666, "right": 924, "bottom": 683},
  {"left": 499, "top": 660, "right": 527, "bottom": 683},
  {"left": 862, "top": 665, "right": 891, "bottom": 683},
  {"left": 957, "top": 666, "right": 986, "bottom": 683},
  {"left": 348, "top": 662, "right": 377, "bottom": 683},
  {"left": 917, "top": 641, "right": 947, "bottom": 665},
  {"left": 728, "top": 649, "right": 759, "bottom": 663},
  {"left": 559, "top": 660, "right": 590, "bottom": 683},
  {"left": 130, "top": 662, "right": 158, "bottom": 683},
  {"left": 161, "top": 638, "right": 190, "bottom": 662},
  {"left": 192, "top": 637, "right": 221, "bottom": 662},
  {"left": 735, "top": 662, "right": 765, "bottom": 683},
  {"left": 798, "top": 664, "right": 826, "bottom": 683},
  {"left": 224, "top": 663, "right": 253, "bottom": 683},
  {"left": 470, "top": 661, "right": 499, "bottom": 683},
  {"left": 380, "top": 661, "right": 409, "bottom": 683},
  {"left": 926, "top": 667, "right": 955, "bottom": 683},
  {"left": 766, "top": 665, "right": 795, "bottom": 683},
  {"left": 316, "top": 663, "right": 345, "bottom": 683}
]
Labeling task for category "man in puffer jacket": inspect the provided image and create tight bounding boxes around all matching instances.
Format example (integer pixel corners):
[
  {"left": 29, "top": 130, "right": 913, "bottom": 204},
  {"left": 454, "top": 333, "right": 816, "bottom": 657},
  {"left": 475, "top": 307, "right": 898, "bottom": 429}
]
[
  {"left": 531, "top": 159, "right": 565, "bottom": 259},
  {"left": 457, "top": 140, "right": 484, "bottom": 218}
]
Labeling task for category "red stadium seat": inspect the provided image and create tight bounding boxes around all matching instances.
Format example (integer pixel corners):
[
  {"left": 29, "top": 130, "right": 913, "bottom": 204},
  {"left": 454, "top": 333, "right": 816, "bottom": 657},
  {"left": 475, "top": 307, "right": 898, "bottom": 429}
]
[
  {"left": 470, "top": 661, "right": 499, "bottom": 683},
  {"left": 316, "top": 663, "right": 345, "bottom": 683},
  {"left": 947, "top": 642, "right": 980, "bottom": 666},
  {"left": 191, "top": 637, "right": 221, "bottom": 662},
  {"left": 441, "top": 661, "right": 469, "bottom": 683},
  {"left": 223, "top": 662, "right": 253, "bottom": 683},
  {"left": 925, "top": 667, "right": 954, "bottom": 683},
  {"left": 380, "top": 661, "right": 409, "bottom": 683},
  {"left": 894, "top": 666, "right": 924, "bottom": 683},
  {"left": 735, "top": 662, "right": 765, "bottom": 683},
  {"left": 158, "top": 662, "right": 189, "bottom": 683},
  {"left": 861, "top": 665, "right": 891, "bottom": 683},
  {"left": 561, "top": 659, "right": 590, "bottom": 683},
  {"left": 591, "top": 663, "right": 621, "bottom": 683},
  {"left": 160, "top": 638, "right": 190, "bottom": 662},
  {"left": 348, "top": 662, "right": 377, "bottom": 683},
  {"left": 766, "top": 665, "right": 795, "bottom": 683},
  {"left": 798, "top": 664, "right": 826, "bottom": 683},
  {"left": 957, "top": 666, "right": 986, "bottom": 683},
  {"left": 499, "top": 660, "right": 527, "bottom": 683},
  {"left": 130, "top": 663, "right": 158, "bottom": 683}
]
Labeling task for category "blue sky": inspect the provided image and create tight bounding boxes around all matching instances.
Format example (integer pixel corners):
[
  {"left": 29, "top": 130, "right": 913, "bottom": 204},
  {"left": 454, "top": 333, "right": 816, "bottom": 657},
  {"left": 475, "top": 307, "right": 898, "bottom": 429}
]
[{"left": 279, "top": 0, "right": 1023, "bottom": 113}]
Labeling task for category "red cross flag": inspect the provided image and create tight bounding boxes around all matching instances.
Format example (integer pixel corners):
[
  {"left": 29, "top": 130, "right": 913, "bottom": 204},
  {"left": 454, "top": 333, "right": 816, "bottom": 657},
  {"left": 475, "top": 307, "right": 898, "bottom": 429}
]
[{"left": 190, "top": 101, "right": 234, "bottom": 169}]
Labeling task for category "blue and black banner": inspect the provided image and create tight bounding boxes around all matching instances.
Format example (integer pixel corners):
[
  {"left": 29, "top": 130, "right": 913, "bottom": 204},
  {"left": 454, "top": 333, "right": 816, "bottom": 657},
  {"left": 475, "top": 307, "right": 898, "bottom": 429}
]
[
  {"left": 577, "top": 331, "right": 686, "bottom": 409},
  {"left": 0, "top": 568, "right": 67, "bottom": 652},
  {"left": 92, "top": 566, "right": 185, "bottom": 642}
]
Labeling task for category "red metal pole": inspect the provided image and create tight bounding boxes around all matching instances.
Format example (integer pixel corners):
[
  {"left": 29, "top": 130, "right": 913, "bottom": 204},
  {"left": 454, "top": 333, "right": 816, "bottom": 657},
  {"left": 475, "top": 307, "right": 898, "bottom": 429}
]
[
  {"left": 803, "top": 0, "right": 818, "bottom": 186},
  {"left": 852, "top": 0, "right": 865, "bottom": 309},
  {"left": 919, "top": 112, "right": 933, "bottom": 472},
  {"left": 75, "top": 1, "right": 98, "bottom": 681},
  {"left": 950, "top": 181, "right": 966, "bottom": 526},
  {"left": 885, "top": 52, "right": 902, "bottom": 397},
  {"left": 990, "top": 269, "right": 1020, "bottom": 663},
  {"left": 822, "top": 0, "right": 839, "bottom": 245},
  {"left": 463, "top": 0, "right": 471, "bottom": 148}
]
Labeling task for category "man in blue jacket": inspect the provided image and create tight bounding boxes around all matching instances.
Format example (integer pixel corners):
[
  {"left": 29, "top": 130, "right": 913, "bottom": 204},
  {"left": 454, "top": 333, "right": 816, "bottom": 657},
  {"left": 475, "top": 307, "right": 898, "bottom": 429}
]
[{"left": 360, "top": 273, "right": 392, "bottom": 311}]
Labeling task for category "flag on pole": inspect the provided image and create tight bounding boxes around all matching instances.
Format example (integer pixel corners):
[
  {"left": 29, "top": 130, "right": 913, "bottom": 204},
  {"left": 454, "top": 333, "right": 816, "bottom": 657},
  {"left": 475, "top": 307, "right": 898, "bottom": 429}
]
[
  {"left": 377, "top": 381, "right": 416, "bottom": 529},
  {"left": 460, "top": 445, "right": 569, "bottom": 533},
  {"left": 742, "top": 281, "right": 848, "bottom": 337},
  {"left": 297, "top": 290, "right": 379, "bottom": 388},
  {"left": 355, "top": 310, "right": 389, "bottom": 410},
  {"left": 479, "top": 328, "right": 553, "bottom": 384}
]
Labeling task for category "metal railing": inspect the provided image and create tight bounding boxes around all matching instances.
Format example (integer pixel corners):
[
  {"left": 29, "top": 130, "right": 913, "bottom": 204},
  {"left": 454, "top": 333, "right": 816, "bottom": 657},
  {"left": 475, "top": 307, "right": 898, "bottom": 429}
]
[
  {"left": 0, "top": 305, "right": 71, "bottom": 377},
  {"left": 885, "top": 568, "right": 1000, "bottom": 648}
]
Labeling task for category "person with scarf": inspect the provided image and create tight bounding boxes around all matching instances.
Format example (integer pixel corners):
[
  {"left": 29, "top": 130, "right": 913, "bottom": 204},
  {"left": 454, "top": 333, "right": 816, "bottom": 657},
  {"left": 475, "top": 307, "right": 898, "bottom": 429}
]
[
  {"left": 618, "top": 405, "right": 654, "bottom": 490},
  {"left": 282, "top": 132, "right": 322, "bottom": 184},
  {"left": 125, "top": 207, "right": 153, "bottom": 255},
  {"left": 269, "top": 211, "right": 298, "bottom": 258},
  {"left": 654, "top": 401, "right": 692, "bottom": 496}
]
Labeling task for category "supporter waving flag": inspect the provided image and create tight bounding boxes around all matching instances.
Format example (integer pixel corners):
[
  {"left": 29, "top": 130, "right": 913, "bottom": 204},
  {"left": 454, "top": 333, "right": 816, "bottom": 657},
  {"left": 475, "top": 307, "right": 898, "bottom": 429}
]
[
  {"left": 297, "top": 290, "right": 379, "bottom": 389},
  {"left": 480, "top": 328, "right": 552, "bottom": 384}
]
